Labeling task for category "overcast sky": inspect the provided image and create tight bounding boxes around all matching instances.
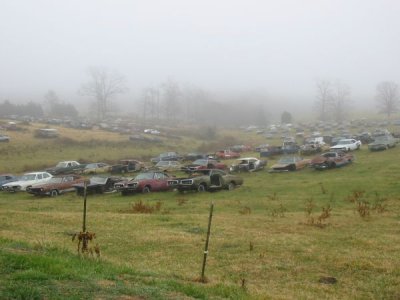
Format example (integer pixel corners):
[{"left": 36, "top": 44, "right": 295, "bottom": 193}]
[{"left": 1, "top": 0, "right": 399, "bottom": 110}]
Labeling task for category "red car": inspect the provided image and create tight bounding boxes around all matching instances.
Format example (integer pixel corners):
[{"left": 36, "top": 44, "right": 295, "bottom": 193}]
[
  {"left": 27, "top": 174, "right": 85, "bottom": 197},
  {"left": 215, "top": 150, "right": 240, "bottom": 159},
  {"left": 181, "top": 159, "right": 227, "bottom": 173},
  {"left": 114, "top": 171, "right": 174, "bottom": 195}
]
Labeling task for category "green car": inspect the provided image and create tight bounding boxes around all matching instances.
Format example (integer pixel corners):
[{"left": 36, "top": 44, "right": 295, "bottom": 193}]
[{"left": 169, "top": 169, "right": 243, "bottom": 192}]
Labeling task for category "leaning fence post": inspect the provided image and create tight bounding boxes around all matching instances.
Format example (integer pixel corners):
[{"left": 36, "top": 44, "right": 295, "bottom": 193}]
[
  {"left": 201, "top": 202, "right": 214, "bottom": 283},
  {"left": 82, "top": 180, "right": 88, "bottom": 251}
]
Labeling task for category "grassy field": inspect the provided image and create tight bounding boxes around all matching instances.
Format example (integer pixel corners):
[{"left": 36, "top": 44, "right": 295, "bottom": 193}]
[{"left": 0, "top": 124, "right": 400, "bottom": 299}]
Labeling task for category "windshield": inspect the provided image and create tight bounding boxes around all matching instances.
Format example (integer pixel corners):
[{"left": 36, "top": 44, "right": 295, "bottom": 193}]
[
  {"left": 193, "top": 159, "right": 207, "bottom": 166},
  {"left": 56, "top": 162, "right": 68, "bottom": 168},
  {"left": 90, "top": 177, "right": 108, "bottom": 184},
  {"left": 134, "top": 173, "right": 154, "bottom": 180},
  {"left": 337, "top": 140, "right": 351, "bottom": 145},
  {"left": 278, "top": 157, "right": 296, "bottom": 164},
  {"left": 86, "top": 163, "right": 97, "bottom": 168},
  {"left": 20, "top": 174, "right": 37, "bottom": 181},
  {"left": 156, "top": 161, "right": 168, "bottom": 166}
]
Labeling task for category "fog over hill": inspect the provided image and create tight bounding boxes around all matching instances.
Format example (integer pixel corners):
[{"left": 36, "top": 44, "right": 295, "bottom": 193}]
[{"left": 1, "top": 0, "right": 399, "bottom": 120}]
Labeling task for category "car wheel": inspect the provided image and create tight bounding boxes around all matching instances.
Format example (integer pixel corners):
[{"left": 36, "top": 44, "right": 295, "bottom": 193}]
[
  {"left": 142, "top": 186, "right": 151, "bottom": 193},
  {"left": 289, "top": 164, "right": 296, "bottom": 171},
  {"left": 330, "top": 162, "right": 336, "bottom": 168},
  {"left": 50, "top": 189, "right": 59, "bottom": 197},
  {"left": 197, "top": 184, "right": 206, "bottom": 192},
  {"left": 227, "top": 182, "right": 235, "bottom": 191}
]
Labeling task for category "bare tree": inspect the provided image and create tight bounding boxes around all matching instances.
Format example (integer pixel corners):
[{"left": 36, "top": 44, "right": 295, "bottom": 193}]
[
  {"left": 376, "top": 81, "right": 399, "bottom": 118},
  {"left": 315, "top": 80, "right": 333, "bottom": 121},
  {"left": 161, "top": 78, "right": 181, "bottom": 121},
  {"left": 79, "top": 67, "right": 127, "bottom": 120},
  {"left": 331, "top": 81, "right": 351, "bottom": 123}
]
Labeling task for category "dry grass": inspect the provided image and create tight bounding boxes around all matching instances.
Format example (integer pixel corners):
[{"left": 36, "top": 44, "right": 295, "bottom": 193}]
[{"left": 1, "top": 123, "right": 400, "bottom": 299}]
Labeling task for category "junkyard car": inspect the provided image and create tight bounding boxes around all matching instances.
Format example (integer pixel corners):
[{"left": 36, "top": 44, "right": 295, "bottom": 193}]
[
  {"left": 46, "top": 161, "right": 86, "bottom": 175},
  {"left": 368, "top": 135, "right": 397, "bottom": 151},
  {"left": 73, "top": 176, "right": 122, "bottom": 196},
  {"left": 114, "top": 171, "right": 174, "bottom": 195},
  {"left": 169, "top": 169, "right": 243, "bottom": 192},
  {"left": 0, "top": 174, "right": 18, "bottom": 189},
  {"left": 2, "top": 172, "right": 53, "bottom": 192},
  {"left": 82, "top": 162, "right": 111, "bottom": 174},
  {"left": 229, "top": 157, "right": 267, "bottom": 172},
  {"left": 0, "top": 134, "right": 10, "bottom": 142},
  {"left": 299, "top": 143, "right": 322, "bottom": 156},
  {"left": 215, "top": 150, "right": 240, "bottom": 159},
  {"left": 150, "top": 152, "right": 182, "bottom": 164},
  {"left": 310, "top": 151, "right": 354, "bottom": 170},
  {"left": 155, "top": 160, "right": 183, "bottom": 172},
  {"left": 259, "top": 146, "right": 283, "bottom": 157},
  {"left": 330, "top": 139, "right": 361, "bottom": 151},
  {"left": 110, "top": 159, "right": 145, "bottom": 174},
  {"left": 282, "top": 139, "right": 300, "bottom": 154},
  {"left": 181, "top": 159, "right": 227, "bottom": 173},
  {"left": 270, "top": 156, "right": 311, "bottom": 172},
  {"left": 28, "top": 175, "right": 85, "bottom": 197}
]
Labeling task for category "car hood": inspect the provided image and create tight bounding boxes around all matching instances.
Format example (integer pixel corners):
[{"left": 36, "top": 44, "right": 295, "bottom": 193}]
[{"left": 3, "top": 180, "right": 36, "bottom": 187}]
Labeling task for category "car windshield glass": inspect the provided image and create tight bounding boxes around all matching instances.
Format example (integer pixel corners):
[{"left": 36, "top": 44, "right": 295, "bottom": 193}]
[
  {"left": 134, "top": 173, "right": 154, "bottom": 180},
  {"left": 90, "top": 177, "right": 108, "bottom": 184},
  {"left": 278, "top": 157, "right": 295, "bottom": 164},
  {"left": 20, "top": 174, "right": 36, "bottom": 181},
  {"left": 156, "top": 161, "right": 168, "bottom": 166},
  {"left": 86, "top": 163, "right": 97, "bottom": 168},
  {"left": 193, "top": 159, "right": 207, "bottom": 166},
  {"left": 337, "top": 140, "right": 351, "bottom": 145},
  {"left": 56, "top": 162, "right": 68, "bottom": 168}
]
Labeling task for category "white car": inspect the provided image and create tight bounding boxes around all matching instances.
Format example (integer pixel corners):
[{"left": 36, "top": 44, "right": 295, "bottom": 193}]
[
  {"left": 330, "top": 139, "right": 361, "bottom": 152},
  {"left": 2, "top": 172, "right": 53, "bottom": 192}
]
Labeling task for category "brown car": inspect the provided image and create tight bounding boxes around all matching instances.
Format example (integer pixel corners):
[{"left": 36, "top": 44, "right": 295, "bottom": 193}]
[
  {"left": 310, "top": 151, "right": 354, "bottom": 170},
  {"left": 27, "top": 175, "right": 85, "bottom": 197}
]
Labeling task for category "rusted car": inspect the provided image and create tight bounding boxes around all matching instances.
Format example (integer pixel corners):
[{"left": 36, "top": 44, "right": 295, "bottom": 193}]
[
  {"left": 168, "top": 169, "right": 243, "bottom": 193},
  {"left": 114, "top": 171, "right": 174, "bottom": 195},
  {"left": 28, "top": 175, "right": 85, "bottom": 197},
  {"left": 310, "top": 151, "right": 354, "bottom": 170},
  {"left": 181, "top": 159, "right": 227, "bottom": 173},
  {"left": 82, "top": 162, "right": 111, "bottom": 175},
  {"left": 73, "top": 176, "right": 122, "bottom": 195},
  {"left": 110, "top": 159, "right": 145, "bottom": 174},
  {"left": 215, "top": 150, "right": 240, "bottom": 159},
  {"left": 270, "top": 156, "right": 310, "bottom": 172},
  {"left": 229, "top": 157, "right": 267, "bottom": 172}
]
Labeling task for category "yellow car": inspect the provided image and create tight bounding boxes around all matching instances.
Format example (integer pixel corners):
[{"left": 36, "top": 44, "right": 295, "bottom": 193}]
[{"left": 82, "top": 163, "right": 111, "bottom": 175}]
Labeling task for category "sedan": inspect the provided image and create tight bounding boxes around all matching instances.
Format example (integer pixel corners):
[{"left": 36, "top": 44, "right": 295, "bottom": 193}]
[
  {"left": 330, "top": 139, "right": 361, "bottom": 151},
  {"left": 28, "top": 175, "right": 85, "bottom": 197},
  {"left": 114, "top": 171, "right": 174, "bottom": 195},
  {"left": 82, "top": 162, "right": 111, "bottom": 174},
  {"left": 368, "top": 135, "right": 397, "bottom": 151},
  {"left": 2, "top": 172, "right": 53, "bottom": 192}
]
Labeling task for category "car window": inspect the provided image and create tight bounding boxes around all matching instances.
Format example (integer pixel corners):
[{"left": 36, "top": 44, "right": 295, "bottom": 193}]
[
  {"left": 43, "top": 173, "right": 50, "bottom": 178},
  {"left": 37, "top": 174, "right": 43, "bottom": 180}
]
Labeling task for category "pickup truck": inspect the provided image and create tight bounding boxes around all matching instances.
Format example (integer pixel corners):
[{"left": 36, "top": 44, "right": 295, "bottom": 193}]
[{"left": 168, "top": 169, "right": 243, "bottom": 192}]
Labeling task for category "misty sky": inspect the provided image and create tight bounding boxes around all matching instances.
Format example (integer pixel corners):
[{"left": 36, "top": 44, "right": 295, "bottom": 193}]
[{"left": 1, "top": 0, "right": 400, "bottom": 110}]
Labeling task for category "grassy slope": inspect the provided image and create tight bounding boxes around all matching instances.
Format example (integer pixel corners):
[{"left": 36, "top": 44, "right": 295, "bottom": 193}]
[{"left": 1, "top": 124, "right": 400, "bottom": 299}]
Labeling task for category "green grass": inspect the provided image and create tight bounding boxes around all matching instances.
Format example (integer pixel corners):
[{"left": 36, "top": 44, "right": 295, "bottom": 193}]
[{"left": 1, "top": 124, "right": 400, "bottom": 299}]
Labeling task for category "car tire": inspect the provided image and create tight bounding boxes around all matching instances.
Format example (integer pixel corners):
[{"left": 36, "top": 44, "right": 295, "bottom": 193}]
[
  {"left": 50, "top": 189, "right": 59, "bottom": 197},
  {"left": 227, "top": 182, "right": 235, "bottom": 191},
  {"left": 197, "top": 184, "right": 206, "bottom": 192},
  {"left": 142, "top": 186, "right": 151, "bottom": 193},
  {"left": 289, "top": 164, "right": 296, "bottom": 171}
]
